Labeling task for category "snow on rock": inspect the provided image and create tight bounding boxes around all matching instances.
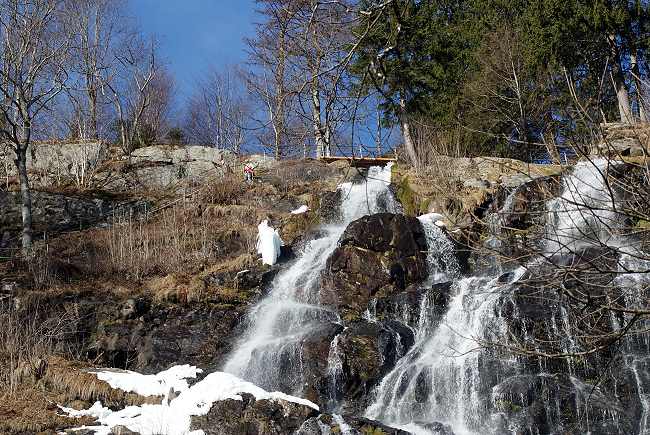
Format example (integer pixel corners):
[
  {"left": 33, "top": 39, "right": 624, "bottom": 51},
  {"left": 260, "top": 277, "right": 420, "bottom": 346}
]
[
  {"left": 61, "top": 369, "right": 318, "bottom": 435},
  {"left": 58, "top": 401, "right": 113, "bottom": 419},
  {"left": 89, "top": 364, "right": 202, "bottom": 398},
  {"left": 418, "top": 212, "right": 445, "bottom": 223},
  {"left": 418, "top": 212, "right": 447, "bottom": 228},
  {"left": 290, "top": 205, "right": 310, "bottom": 215},
  {"left": 256, "top": 219, "right": 283, "bottom": 266}
]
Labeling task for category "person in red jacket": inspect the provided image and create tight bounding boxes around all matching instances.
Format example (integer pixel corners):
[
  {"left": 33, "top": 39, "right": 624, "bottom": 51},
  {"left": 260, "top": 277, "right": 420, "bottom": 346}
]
[{"left": 243, "top": 163, "right": 255, "bottom": 183}]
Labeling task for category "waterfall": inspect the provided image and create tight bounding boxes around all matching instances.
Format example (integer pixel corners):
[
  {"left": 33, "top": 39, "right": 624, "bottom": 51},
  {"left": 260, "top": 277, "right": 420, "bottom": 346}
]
[
  {"left": 223, "top": 164, "right": 397, "bottom": 393},
  {"left": 417, "top": 214, "right": 461, "bottom": 283},
  {"left": 367, "top": 158, "right": 649, "bottom": 434},
  {"left": 365, "top": 269, "right": 526, "bottom": 435},
  {"left": 223, "top": 156, "right": 648, "bottom": 434},
  {"left": 545, "top": 158, "right": 622, "bottom": 254}
]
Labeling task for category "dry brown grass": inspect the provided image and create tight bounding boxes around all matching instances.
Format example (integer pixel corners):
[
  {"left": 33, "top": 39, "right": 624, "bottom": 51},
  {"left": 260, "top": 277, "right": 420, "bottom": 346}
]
[
  {"left": 0, "top": 388, "right": 91, "bottom": 434},
  {"left": 0, "top": 300, "right": 79, "bottom": 396},
  {"left": 42, "top": 357, "right": 159, "bottom": 407},
  {"left": 146, "top": 253, "right": 260, "bottom": 304},
  {"left": 0, "top": 355, "right": 161, "bottom": 434},
  {"left": 101, "top": 205, "right": 220, "bottom": 280},
  {"left": 199, "top": 174, "right": 249, "bottom": 205}
]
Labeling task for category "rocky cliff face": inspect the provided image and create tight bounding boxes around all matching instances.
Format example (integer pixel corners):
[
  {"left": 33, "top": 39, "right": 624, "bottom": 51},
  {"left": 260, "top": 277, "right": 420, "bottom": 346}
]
[{"left": 3, "top": 153, "right": 650, "bottom": 435}]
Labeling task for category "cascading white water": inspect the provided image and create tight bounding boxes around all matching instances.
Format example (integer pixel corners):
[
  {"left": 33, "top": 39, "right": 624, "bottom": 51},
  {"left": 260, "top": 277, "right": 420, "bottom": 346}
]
[
  {"left": 367, "top": 158, "right": 649, "bottom": 435},
  {"left": 365, "top": 268, "right": 526, "bottom": 435},
  {"left": 223, "top": 156, "right": 648, "bottom": 434},
  {"left": 418, "top": 214, "right": 461, "bottom": 284},
  {"left": 548, "top": 159, "right": 650, "bottom": 434},
  {"left": 545, "top": 158, "right": 622, "bottom": 254},
  {"left": 223, "top": 164, "right": 397, "bottom": 393}
]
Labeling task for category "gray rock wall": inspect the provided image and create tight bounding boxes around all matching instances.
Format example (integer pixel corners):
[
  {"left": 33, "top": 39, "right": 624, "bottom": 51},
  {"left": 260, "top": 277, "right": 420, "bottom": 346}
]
[
  {"left": 0, "top": 141, "right": 106, "bottom": 187},
  {"left": 0, "top": 190, "right": 149, "bottom": 236}
]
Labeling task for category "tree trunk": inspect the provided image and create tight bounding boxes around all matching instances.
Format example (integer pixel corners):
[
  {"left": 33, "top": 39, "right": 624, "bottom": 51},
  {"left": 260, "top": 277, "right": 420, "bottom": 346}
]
[
  {"left": 631, "top": 49, "right": 648, "bottom": 122},
  {"left": 15, "top": 147, "right": 33, "bottom": 253},
  {"left": 311, "top": 80, "right": 326, "bottom": 159},
  {"left": 88, "top": 84, "right": 98, "bottom": 139},
  {"left": 398, "top": 95, "right": 418, "bottom": 166},
  {"left": 609, "top": 35, "right": 634, "bottom": 124},
  {"left": 324, "top": 124, "right": 331, "bottom": 157},
  {"left": 274, "top": 25, "right": 287, "bottom": 160},
  {"left": 544, "top": 134, "right": 562, "bottom": 164}
]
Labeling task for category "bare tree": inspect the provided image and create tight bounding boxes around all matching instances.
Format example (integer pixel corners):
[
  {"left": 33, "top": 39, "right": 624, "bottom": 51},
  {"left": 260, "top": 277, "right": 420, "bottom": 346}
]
[
  {"left": 290, "top": 0, "right": 357, "bottom": 158},
  {"left": 185, "top": 66, "right": 249, "bottom": 153},
  {"left": 0, "top": 0, "right": 71, "bottom": 252},
  {"left": 62, "top": 0, "right": 128, "bottom": 140},
  {"left": 244, "top": 0, "right": 301, "bottom": 159},
  {"left": 139, "top": 66, "right": 175, "bottom": 144},
  {"left": 103, "top": 37, "right": 160, "bottom": 154}
]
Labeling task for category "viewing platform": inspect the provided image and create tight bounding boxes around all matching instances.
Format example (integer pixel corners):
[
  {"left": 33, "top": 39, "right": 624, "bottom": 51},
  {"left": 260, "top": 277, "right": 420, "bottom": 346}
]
[{"left": 318, "top": 156, "right": 397, "bottom": 168}]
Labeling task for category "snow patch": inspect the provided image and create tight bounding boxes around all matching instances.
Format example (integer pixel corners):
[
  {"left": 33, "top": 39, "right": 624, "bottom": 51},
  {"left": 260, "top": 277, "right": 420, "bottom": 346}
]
[
  {"left": 256, "top": 219, "right": 284, "bottom": 265},
  {"left": 90, "top": 364, "right": 202, "bottom": 398},
  {"left": 61, "top": 369, "right": 318, "bottom": 435},
  {"left": 290, "top": 205, "right": 310, "bottom": 215},
  {"left": 418, "top": 212, "right": 446, "bottom": 228}
]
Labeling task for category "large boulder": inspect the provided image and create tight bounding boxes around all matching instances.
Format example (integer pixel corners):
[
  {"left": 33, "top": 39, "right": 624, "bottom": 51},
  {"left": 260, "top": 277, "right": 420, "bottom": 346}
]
[
  {"left": 320, "top": 213, "right": 428, "bottom": 320},
  {"left": 191, "top": 393, "right": 318, "bottom": 435},
  {"left": 190, "top": 393, "right": 411, "bottom": 435},
  {"left": 297, "top": 413, "right": 412, "bottom": 435},
  {"left": 99, "top": 145, "right": 238, "bottom": 191},
  {"left": 330, "top": 319, "right": 414, "bottom": 413},
  {"left": 0, "top": 141, "right": 106, "bottom": 187}
]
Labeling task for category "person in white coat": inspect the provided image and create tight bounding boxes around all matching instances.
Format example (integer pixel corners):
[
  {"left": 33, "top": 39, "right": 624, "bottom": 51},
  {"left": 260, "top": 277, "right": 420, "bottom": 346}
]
[{"left": 256, "top": 219, "right": 283, "bottom": 265}]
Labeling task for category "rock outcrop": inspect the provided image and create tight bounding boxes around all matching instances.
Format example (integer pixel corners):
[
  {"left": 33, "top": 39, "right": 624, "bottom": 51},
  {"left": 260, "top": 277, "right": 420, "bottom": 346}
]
[
  {"left": 594, "top": 122, "right": 650, "bottom": 157},
  {"left": 191, "top": 393, "right": 318, "bottom": 435},
  {"left": 191, "top": 393, "right": 410, "bottom": 435},
  {"left": 0, "top": 190, "right": 149, "bottom": 235},
  {"left": 0, "top": 141, "right": 106, "bottom": 187},
  {"left": 100, "top": 145, "right": 239, "bottom": 191},
  {"left": 320, "top": 213, "right": 428, "bottom": 320}
]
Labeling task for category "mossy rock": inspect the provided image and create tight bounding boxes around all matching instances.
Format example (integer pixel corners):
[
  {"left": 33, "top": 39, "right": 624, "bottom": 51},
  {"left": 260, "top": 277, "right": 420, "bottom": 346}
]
[
  {"left": 395, "top": 176, "right": 424, "bottom": 217},
  {"left": 636, "top": 219, "right": 650, "bottom": 229}
]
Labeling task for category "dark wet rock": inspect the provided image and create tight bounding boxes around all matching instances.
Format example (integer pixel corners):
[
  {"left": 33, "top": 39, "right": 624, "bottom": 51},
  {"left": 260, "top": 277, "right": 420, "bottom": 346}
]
[
  {"left": 291, "top": 321, "right": 343, "bottom": 404},
  {"left": 90, "top": 299, "right": 255, "bottom": 373},
  {"left": 413, "top": 421, "right": 455, "bottom": 435},
  {"left": 492, "top": 372, "right": 632, "bottom": 435},
  {"left": 321, "top": 213, "right": 428, "bottom": 320},
  {"left": 329, "top": 319, "right": 414, "bottom": 413},
  {"left": 296, "top": 413, "right": 410, "bottom": 435},
  {"left": 0, "top": 190, "right": 149, "bottom": 235},
  {"left": 375, "top": 281, "right": 453, "bottom": 327},
  {"left": 191, "top": 392, "right": 318, "bottom": 435},
  {"left": 319, "top": 190, "right": 343, "bottom": 223}
]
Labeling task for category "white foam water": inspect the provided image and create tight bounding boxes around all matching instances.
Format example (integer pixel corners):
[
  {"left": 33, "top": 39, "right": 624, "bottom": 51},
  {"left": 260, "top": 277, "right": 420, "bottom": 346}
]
[
  {"left": 545, "top": 158, "right": 622, "bottom": 254},
  {"left": 365, "top": 267, "right": 526, "bottom": 435},
  {"left": 223, "top": 164, "right": 397, "bottom": 393}
]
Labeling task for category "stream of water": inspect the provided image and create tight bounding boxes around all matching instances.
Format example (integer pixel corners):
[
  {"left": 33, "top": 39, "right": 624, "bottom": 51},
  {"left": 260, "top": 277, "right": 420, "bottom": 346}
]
[
  {"left": 223, "top": 165, "right": 397, "bottom": 392},
  {"left": 225, "top": 159, "right": 650, "bottom": 435}
]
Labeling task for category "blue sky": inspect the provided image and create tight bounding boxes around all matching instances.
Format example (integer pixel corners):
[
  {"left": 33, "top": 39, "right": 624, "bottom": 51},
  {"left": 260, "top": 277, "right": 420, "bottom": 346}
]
[{"left": 129, "top": 0, "right": 256, "bottom": 104}]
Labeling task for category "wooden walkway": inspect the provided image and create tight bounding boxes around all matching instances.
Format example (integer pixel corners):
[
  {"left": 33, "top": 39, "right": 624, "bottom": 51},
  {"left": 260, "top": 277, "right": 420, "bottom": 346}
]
[{"left": 319, "top": 156, "right": 397, "bottom": 168}]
